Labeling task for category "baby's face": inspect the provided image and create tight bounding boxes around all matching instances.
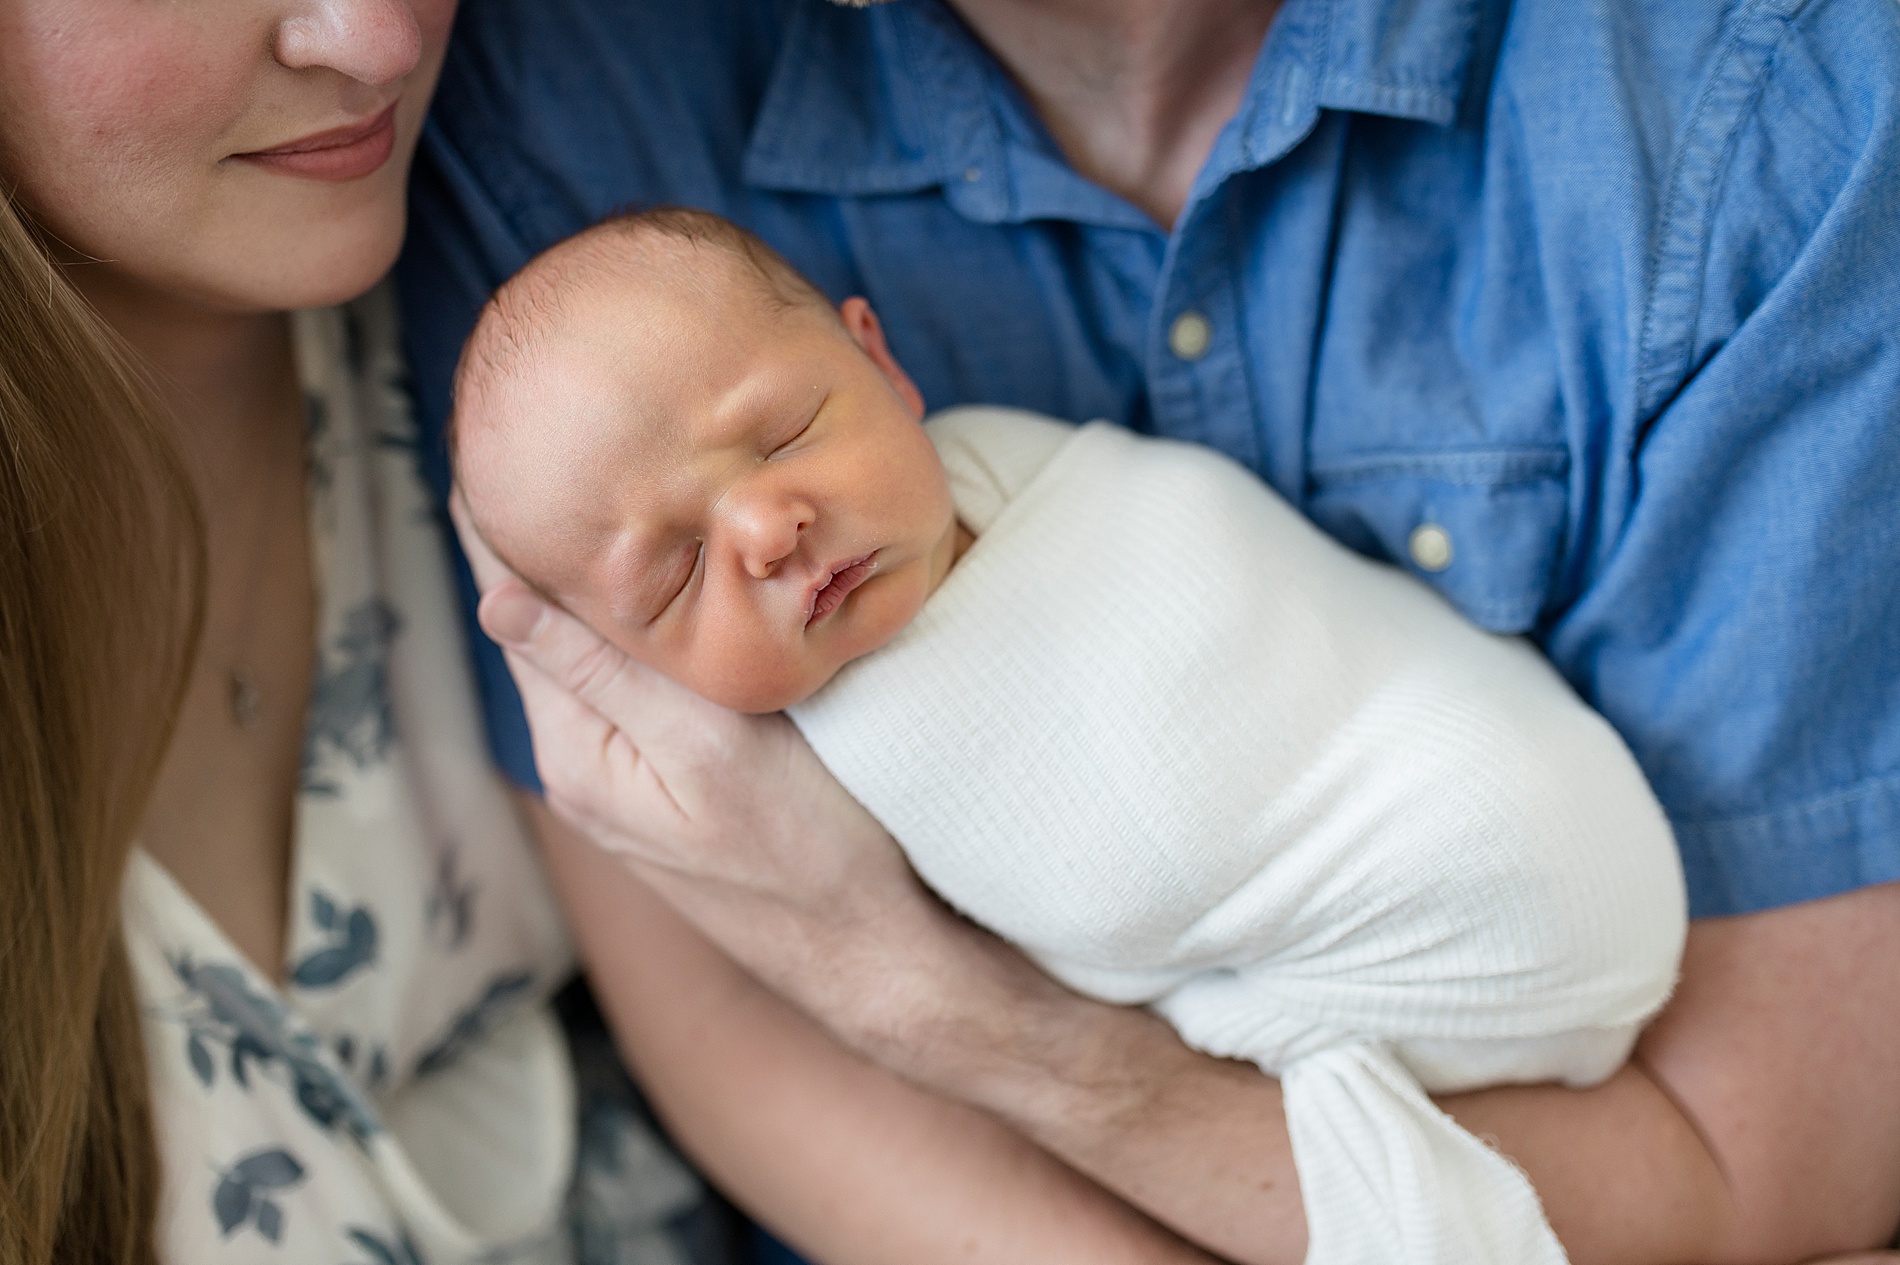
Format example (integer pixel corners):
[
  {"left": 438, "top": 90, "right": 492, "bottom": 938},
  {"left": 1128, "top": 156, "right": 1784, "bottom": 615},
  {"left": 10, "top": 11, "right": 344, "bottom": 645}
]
[{"left": 461, "top": 268, "right": 958, "bottom": 713}]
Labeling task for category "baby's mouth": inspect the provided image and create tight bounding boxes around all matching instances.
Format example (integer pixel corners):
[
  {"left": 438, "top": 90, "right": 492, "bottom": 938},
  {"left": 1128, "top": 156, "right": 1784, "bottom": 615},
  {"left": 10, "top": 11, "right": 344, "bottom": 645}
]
[{"left": 806, "top": 553, "right": 878, "bottom": 627}]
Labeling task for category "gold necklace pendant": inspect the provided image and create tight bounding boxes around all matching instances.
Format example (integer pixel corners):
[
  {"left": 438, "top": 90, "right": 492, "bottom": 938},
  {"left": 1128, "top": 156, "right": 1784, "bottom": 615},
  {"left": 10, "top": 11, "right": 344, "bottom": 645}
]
[{"left": 229, "top": 666, "right": 263, "bottom": 730}]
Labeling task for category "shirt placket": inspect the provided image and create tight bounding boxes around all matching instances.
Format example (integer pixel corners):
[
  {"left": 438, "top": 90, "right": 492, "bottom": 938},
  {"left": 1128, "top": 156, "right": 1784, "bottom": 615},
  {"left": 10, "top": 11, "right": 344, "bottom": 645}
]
[
  {"left": 1144, "top": 51, "right": 1324, "bottom": 487},
  {"left": 1146, "top": 212, "right": 1262, "bottom": 472}
]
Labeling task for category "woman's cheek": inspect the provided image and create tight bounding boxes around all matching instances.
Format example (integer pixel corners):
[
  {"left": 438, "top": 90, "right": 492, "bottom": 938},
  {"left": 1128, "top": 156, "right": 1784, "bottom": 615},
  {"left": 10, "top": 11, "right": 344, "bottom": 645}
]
[
  {"left": 0, "top": 5, "right": 247, "bottom": 255},
  {"left": 413, "top": 0, "right": 460, "bottom": 53}
]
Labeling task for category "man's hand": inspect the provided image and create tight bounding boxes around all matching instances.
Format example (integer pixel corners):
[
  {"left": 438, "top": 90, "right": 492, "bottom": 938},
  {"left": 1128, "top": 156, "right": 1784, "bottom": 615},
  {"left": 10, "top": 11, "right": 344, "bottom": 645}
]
[{"left": 452, "top": 494, "right": 939, "bottom": 1020}]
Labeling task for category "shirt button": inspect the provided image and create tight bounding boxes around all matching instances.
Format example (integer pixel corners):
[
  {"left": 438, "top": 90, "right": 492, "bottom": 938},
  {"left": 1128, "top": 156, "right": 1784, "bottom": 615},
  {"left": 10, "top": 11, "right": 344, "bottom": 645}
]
[
  {"left": 1168, "top": 311, "right": 1212, "bottom": 360},
  {"left": 1408, "top": 523, "right": 1454, "bottom": 572}
]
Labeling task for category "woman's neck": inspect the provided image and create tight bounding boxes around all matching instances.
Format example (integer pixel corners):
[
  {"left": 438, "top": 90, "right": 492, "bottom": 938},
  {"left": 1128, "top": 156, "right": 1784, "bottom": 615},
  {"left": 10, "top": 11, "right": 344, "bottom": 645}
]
[
  {"left": 71, "top": 261, "right": 314, "bottom": 982},
  {"left": 68, "top": 265, "right": 299, "bottom": 472},
  {"left": 947, "top": 0, "right": 1282, "bottom": 229}
]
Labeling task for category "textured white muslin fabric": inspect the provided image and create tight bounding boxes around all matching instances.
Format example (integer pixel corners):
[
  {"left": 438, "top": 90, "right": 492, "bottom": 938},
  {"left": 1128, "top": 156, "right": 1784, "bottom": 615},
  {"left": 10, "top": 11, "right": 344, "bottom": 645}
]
[{"left": 788, "top": 406, "right": 1688, "bottom": 1265}]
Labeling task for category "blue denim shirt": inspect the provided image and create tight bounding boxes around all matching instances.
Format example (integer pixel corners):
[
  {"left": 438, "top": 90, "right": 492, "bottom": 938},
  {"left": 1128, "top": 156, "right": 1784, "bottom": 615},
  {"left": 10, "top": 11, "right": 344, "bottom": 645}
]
[{"left": 398, "top": 0, "right": 1900, "bottom": 919}]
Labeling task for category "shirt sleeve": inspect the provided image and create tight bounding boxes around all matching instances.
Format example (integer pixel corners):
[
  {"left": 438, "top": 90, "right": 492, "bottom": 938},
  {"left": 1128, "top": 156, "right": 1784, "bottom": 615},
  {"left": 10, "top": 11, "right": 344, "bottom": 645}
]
[{"left": 1545, "top": 0, "right": 1900, "bottom": 917}]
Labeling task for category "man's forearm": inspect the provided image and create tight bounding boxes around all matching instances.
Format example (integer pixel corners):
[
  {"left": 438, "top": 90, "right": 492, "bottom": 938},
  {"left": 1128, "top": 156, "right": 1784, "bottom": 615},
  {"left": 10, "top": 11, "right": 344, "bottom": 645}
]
[
  {"left": 1456, "top": 881, "right": 1900, "bottom": 1263},
  {"left": 858, "top": 903, "right": 1311, "bottom": 1264},
  {"left": 526, "top": 797, "right": 1222, "bottom": 1265},
  {"left": 864, "top": 881, "right": 1900, "bottom": 1265}
]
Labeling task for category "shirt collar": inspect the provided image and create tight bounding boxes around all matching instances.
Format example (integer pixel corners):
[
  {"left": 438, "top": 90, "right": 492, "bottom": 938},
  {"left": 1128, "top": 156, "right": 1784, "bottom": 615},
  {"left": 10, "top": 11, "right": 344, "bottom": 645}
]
[{"left": 743, "top": 0, "right": 1488, "bottom": 219}]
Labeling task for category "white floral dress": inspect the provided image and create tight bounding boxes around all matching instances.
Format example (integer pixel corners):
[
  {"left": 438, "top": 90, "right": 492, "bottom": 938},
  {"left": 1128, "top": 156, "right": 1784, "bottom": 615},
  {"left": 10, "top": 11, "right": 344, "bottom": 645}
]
[{"left": 123, "top": 290, "right": 710, "bottom": 1265}]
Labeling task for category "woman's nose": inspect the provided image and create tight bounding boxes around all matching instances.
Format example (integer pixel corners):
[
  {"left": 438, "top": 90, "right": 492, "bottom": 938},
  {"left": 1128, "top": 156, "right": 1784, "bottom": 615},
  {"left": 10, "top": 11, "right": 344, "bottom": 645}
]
[
  {"left": 727, "top": 489, "right": 815, "bottom": 581},
  {"left": 275, "top": 0, "right": 424, "bottom": 87}
]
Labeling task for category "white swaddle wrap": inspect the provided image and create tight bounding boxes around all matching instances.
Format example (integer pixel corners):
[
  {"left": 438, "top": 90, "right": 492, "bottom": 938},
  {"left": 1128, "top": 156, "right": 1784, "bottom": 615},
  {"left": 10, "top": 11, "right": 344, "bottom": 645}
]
[{"left": 788, "top": 407, "right": 1687, "bottom": 1265}]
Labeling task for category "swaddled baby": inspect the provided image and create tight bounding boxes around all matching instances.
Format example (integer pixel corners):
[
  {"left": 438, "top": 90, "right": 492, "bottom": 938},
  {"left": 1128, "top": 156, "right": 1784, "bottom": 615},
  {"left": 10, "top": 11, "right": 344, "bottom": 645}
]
[{"left": 452, "top": 208, "right": 1688, "bottom": 1265}]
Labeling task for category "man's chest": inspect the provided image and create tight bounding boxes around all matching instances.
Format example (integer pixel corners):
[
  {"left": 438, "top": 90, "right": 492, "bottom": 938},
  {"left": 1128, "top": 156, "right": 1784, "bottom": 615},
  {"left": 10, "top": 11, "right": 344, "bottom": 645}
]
[{"left": 724, "top": 120, "right": 1596, "bottom": 640}]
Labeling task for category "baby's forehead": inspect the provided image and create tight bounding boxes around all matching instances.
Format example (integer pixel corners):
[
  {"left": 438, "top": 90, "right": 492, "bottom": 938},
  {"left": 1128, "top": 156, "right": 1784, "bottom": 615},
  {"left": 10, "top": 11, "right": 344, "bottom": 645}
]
[
  {"left": 459, "top": 223, "right": 836, "bottom": 502},
  {"left": 527, "top": 227, "right": 770, "bottom": 328}
]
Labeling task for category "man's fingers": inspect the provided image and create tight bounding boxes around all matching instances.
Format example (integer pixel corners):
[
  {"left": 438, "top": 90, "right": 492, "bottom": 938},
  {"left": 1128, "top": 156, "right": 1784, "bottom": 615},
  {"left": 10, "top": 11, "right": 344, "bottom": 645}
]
[
  {"left": 478, "top": 580, "right": 550, "bottom": 645},
  {"left": 478, "top": 577, "right": 719, "bottom": 748},
  {"left": 503, "top": 645, "right": 618, "bottom": 798},
  {"left": 481, "top": 579, "right": 638, "bottom": 713},
  {"left": 505, "top": 646, "right": 697, "bottom": 852}
]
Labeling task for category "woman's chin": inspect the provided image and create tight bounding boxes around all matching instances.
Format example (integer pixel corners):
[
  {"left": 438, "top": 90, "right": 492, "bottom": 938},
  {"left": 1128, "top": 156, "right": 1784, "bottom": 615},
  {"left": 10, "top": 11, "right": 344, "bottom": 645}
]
[
  {"left": 242, "top": 213, "right": 408, "bottom": 311},
  {"left": 138, "top": 195, "right": 411, "bottom": 316}
]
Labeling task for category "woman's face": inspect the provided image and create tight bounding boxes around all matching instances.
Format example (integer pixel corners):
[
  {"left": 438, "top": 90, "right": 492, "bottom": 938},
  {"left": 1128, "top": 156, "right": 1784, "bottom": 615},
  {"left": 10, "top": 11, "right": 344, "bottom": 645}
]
[{"left": 0, "top": 0, "right": 456, "bottom": 313}]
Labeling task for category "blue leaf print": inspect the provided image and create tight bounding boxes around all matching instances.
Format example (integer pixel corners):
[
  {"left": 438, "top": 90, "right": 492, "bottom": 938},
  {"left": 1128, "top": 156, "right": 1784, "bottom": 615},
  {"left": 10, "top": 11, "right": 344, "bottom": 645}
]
[
  {"left": 296, "top": 1069, "right": 355, "bottom": 1131},
  {"left": 345, "top": 1228, "right": 396, "bottom": 1265},
  {"left": 233, "top": 1149, "right": 305, "bottom": 1188},
  {"left": 311, "top": 889, "right": 340, "bottom": 930},
  {"left": 291, "top": 895, "right": 378, "bottom": 990},
  {"left": 305, "top": 390, "right": 328, "bottom": 439},
  {"left": 213, "top": 1175, "right": 251, "bottom": 1237},
  {"left": 414, "top": 971, "right": 536, "bottom": 1077},
  {"left": 290, "top": 946, "right": 366, "bottom": 989},
  {"left": 165, "top": 953, "right": 382, "bottom": 1147},
  {"left": 304, "top": 390, "right": 336, "bottom": 493},
  {"left": 231, "top": 1031, "right": 270, "bottom": 1088},
  {"left": 172, "top": 957, "right": 288, "bottom": 1094},
  {"left": 425, "top": 846, "right": 478, "bottom": 950},
  {"left": 345, "top": 1226, "right": 425, "bottom": 1265},
  {"left": 187, "top": 1031, "right": 215, "bottom": 1087},
  {"left": 178, "top": 958, "right": 292, "bottom": 1034},
  {"left": 213, "top": 1147, "right": 306, "bottom": 1240},
  {"left": 302, "top": 600, "right": 403, "bottom": 795},
  {"left": 341, "top": 309, "right": 365, "bottom": 376}
]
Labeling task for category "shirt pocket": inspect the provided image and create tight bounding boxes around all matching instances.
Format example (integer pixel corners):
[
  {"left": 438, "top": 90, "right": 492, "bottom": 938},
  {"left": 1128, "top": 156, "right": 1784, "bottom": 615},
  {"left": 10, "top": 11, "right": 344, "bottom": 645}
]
[{"left": 1304, "top": 446, "right": 1571, "bottom": 634}]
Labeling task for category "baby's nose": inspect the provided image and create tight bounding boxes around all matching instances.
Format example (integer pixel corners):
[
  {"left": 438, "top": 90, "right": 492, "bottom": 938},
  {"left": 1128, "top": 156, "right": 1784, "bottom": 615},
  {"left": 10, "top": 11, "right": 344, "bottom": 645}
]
[{"left": 731, "top": 494, "right": 814, "bottom": 580}]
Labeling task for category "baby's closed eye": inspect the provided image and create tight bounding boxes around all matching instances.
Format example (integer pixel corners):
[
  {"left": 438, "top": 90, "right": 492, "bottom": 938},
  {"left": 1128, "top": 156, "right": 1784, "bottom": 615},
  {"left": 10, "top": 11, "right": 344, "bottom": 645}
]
[
  {"left": 646, "top": 541, "right": 703, "bottom": 626},
  {"left": 764, "top": 396, "right": 824, "bottom": 459}
]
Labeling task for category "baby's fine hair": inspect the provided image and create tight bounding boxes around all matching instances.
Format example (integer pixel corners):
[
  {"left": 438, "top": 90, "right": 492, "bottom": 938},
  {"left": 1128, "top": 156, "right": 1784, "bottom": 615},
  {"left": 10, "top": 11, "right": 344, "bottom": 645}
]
[
  {"left": 449, "top": 206, "right": 835, "bottom": 470},
  {"left": 581, "top": 205, "right": 836, "bottom": 318}
]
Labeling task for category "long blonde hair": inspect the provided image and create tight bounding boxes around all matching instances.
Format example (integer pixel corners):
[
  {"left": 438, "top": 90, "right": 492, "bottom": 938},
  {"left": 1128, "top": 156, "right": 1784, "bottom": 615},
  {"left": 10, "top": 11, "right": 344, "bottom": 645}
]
[{"left": 0, "top": 193, "right": 204, "bottom": 1263}]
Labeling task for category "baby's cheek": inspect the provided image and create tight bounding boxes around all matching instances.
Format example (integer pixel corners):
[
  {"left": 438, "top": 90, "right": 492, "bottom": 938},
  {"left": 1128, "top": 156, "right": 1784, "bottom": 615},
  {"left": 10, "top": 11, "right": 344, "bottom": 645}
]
[
  {"left": 697, "top": 655, "right": 803, "bottom": 713},
  {"left": 847, "top": 572, "right": 928, "bottom": 659}
]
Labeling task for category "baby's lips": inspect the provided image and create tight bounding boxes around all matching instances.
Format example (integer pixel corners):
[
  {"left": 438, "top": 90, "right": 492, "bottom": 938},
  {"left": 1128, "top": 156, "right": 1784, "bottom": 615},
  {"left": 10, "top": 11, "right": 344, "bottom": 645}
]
[{"left": 805, "top": 553, "right": 878, "bottom": 627}]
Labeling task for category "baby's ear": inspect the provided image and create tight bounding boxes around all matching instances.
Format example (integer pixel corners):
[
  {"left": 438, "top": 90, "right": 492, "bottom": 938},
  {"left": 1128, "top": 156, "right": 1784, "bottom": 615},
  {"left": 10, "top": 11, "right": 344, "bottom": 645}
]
[{"left": 839, "top": 297, "right": 925, "bottom": 420}]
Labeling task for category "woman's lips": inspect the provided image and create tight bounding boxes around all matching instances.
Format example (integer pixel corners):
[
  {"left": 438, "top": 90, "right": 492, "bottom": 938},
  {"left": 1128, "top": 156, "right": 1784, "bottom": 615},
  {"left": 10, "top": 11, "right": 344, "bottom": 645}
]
[
  {"left": 806, "top": 553, "right": 878, "bottom": 628},
  {"left": 231, "top": 103, "right": 399, "bottom": 182}
]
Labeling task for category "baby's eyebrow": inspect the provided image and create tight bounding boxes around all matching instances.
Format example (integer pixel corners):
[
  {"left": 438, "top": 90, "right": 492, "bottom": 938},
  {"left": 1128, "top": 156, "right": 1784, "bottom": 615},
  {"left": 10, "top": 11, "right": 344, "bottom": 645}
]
[{"left": 704, "top": 372, "right": 810, "bottom": 449}]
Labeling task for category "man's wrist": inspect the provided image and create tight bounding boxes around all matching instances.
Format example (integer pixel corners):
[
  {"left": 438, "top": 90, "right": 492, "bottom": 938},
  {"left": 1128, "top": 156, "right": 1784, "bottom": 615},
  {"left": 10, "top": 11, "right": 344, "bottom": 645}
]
[{"left": 827, "top": 889, "right": 1161, "bottom": 1141}]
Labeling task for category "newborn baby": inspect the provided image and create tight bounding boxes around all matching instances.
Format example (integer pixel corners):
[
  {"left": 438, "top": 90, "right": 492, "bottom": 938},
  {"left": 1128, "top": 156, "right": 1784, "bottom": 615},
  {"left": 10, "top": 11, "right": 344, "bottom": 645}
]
[{"left": 453, "top": 208, "right": 1687, "bottom": 1265}]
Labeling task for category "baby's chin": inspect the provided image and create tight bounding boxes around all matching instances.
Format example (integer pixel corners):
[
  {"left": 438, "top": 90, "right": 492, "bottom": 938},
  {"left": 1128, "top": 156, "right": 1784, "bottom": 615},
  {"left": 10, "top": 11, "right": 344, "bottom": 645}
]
[
  {"left": 696, "top": 658, "right": 847, "bottom": 714},
  {"left": 693, "top": 619, "right": 923, "bottom": 712}
]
